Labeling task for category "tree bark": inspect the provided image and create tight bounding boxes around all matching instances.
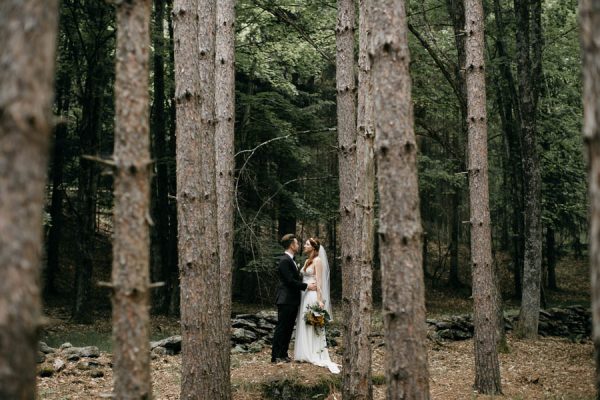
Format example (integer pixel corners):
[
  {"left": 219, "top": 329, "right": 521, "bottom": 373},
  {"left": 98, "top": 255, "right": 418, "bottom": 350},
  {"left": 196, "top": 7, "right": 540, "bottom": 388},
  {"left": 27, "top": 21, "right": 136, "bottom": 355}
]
[
  {"left": 150, "top": 0, "right": 171, "bottom": 313},
  {"left": 215, "top": 0, "right": 235, "bottom": 396},
  {"left": 173, "top": 0, "right": 227, "bottom": 397},
  {"left": 546, "top": 227, "right": 557, "bottom": 290},
  {"left": 581, "top": 2, "right": 600, "bottom": 395},
  {"left": 449, "top": 191, "right": 461, "bottom": 287},
  {"left": 112, "top": 1, "right": 152, "bottom": 398},
  {"left": 514, "top": 0, "right": 543, "bottom": 339},
  {"left": 45, "top": 72, "right": 71, "bottom": 296},
  {"left": 492, "top": 0, "right": 525, "bottom": 299},
  {"left": 372, "top": 1, "right": 430, "bottom": 398},
  {"left": 0, "top": 0, "right": 58, "bottom": 397},
  {"left": 445, "top": 0, "right": 467, "bottom": 289},
  {"left": 73, "top": 56, "right": 104, "bottom": 324},
  {"left": 346, "top": 0, "right": 374, "bottom": 398},
  {"left": 464, "top": 0, "right": 503, "bottom": 394},
  {"left": 336, "top": 0, "right": 357, "bottom": 396},
  {"left": 166, "top": 0, "right": 180, "bottom": 317}
]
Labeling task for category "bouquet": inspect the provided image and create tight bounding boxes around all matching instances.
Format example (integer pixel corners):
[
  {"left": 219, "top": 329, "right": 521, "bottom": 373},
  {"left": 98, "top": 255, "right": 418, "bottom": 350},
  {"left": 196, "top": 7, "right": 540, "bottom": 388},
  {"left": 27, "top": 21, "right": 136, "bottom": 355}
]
[{"left": 303, "top": 303, "right": 331, "bottom": 336}]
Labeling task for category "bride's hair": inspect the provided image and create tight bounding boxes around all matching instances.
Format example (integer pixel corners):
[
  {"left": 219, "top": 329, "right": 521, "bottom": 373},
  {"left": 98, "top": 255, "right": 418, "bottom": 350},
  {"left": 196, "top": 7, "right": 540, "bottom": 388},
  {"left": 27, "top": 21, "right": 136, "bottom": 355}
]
[{"left": 307, "top": 238, "right": 321, "bottom": 266}]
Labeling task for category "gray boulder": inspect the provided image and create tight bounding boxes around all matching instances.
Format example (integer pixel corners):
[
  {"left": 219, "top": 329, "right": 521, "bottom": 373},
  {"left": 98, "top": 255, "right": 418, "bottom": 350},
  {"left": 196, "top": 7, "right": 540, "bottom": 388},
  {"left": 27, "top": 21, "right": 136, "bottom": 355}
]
[
  {"left": 232, "top": 328, "right": 258, "bottom": 344},
  {"left": 53, "top": 358, "right": 66, "bottom": 372},
  {"left": 255, "top": 310, "right": 278, "bottom": 323},
  {"left": 39, "top": 342, "right": 56, "bottom": 354},
  {"left": 150, "top": 335, "right": 181, "bottom": 355}
]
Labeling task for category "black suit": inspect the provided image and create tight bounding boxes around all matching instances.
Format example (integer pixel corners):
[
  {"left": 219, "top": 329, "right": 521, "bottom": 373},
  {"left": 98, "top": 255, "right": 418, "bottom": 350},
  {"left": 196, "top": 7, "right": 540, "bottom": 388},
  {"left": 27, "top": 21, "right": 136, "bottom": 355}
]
[{"left": 271, "top": 254, "right": 307, "bottom": 361}]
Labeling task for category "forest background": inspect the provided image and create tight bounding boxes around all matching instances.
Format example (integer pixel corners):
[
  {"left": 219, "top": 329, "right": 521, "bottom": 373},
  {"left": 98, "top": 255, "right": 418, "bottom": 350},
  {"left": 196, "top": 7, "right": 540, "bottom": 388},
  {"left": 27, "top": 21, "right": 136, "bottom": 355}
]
[{"left": 42, "top": 0, "right": 585, "bottom": 319}]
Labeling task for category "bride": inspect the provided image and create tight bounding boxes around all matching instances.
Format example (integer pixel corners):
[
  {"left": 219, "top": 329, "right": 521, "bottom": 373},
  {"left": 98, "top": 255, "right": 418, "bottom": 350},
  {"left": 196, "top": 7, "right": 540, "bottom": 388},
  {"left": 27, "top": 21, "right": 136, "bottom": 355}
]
[{"left": 293, "top": 238, "right": 340, "bottom": 374}]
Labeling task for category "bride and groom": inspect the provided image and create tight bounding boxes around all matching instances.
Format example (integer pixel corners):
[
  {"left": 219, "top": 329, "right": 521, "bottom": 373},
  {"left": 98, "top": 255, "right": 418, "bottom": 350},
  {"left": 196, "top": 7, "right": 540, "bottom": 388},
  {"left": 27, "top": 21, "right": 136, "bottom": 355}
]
[{"left": 271, "top": 234, "right": 340, "bottom": 374}]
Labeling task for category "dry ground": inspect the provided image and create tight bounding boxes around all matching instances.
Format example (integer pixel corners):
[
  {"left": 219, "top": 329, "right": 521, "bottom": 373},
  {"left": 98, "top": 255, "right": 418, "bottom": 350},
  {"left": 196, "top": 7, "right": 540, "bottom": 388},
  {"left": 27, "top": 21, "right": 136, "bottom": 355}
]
[
  {"left": 37, "top": 333, "right": 593, "bottom": 400},
  {"left": 38, "top": 257, "right": 593, "bottom": 399}
]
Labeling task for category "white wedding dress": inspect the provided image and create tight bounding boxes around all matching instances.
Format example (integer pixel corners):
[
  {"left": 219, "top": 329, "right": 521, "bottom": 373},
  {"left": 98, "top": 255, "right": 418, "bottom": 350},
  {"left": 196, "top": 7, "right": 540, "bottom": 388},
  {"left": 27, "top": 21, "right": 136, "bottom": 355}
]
[{"left": 293, "top": 251, "right": 340, "bottom": 374}]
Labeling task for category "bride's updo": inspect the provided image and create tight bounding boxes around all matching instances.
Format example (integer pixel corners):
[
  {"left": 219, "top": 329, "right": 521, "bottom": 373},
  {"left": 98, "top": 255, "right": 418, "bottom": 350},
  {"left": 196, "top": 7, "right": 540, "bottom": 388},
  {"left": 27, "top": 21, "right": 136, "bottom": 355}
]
[
  {"left": 307, "top": 238, "right": 321, "bottom": 266},
  {"left": 308, "top": 238, "right": 321, "bottom": 252}
]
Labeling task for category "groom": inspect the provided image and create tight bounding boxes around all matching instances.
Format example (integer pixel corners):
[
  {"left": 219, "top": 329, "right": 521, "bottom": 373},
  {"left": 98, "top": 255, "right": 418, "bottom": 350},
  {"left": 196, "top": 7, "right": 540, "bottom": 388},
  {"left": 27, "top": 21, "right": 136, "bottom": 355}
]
[{"left": 271, "top": 234, "right": 316, "bottom": 363}]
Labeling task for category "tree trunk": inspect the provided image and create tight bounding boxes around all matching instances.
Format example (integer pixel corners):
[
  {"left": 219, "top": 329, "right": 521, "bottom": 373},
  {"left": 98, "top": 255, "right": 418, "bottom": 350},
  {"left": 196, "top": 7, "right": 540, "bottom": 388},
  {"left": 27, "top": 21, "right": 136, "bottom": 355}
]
[
  {"left": 45, "top": 73, "right": 71, "bottom": 296},
  {"left": 492, "top": 0, "right": 525, "bottom": 299},
  {"left": 580, "top": 2, "right": 600, "bottom": 394},
  {"left": 514, "top": 0, "right": 542, "bottom": 339},
  {"left": 346, "top": 0, "right": 374, "bottom": 398},
  {"left": 73, "top": 62, "right": 104, "bottom": 324},
  {"left": 166, "top": 0, "right": 180, "bottom": 317},
  {"left": 546, "top": 227, "right": 557, "bottom": 290},
  {"left": 372, "top": 1, "right": 430, "bottom": 398},
  {"left": 445, "top": 0, "right": 467, "bottom": 289},
  {"left": 173, "top": 0, "right": 228, "bottom": 397},
  {"left": 0, "top": 0, "right": 58, "bottom": 397},
  {"left": 464, "top": 0, "right": 503, "bottom": 393},
  {"left": 449, "top": 191, "right": 461, "bottom": 287},
  {"left": 150, "top": 0, "right": 171, "bottom": 313},
  {"left": 112, "top": 1, "right": 152, "bottom": 397},
  {"left": 336, "top": 0, "right": 357, "bottom": 396},
  {"left": 215, "top": 0, "right": 235, "bottom": 396}
]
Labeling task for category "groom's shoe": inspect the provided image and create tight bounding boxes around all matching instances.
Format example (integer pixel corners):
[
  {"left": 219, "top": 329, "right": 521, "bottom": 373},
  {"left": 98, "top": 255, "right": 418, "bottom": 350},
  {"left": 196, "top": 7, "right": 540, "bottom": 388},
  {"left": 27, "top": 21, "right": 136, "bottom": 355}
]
[{"left": 271, "top": 357, "right": 291, "bottom": 364}]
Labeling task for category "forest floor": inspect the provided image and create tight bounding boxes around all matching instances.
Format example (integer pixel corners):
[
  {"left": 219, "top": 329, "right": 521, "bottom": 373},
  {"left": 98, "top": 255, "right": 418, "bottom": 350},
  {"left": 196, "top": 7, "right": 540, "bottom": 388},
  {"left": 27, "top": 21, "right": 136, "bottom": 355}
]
[{"left": 38, "top": 257, "right": 594, "bottom": 399}]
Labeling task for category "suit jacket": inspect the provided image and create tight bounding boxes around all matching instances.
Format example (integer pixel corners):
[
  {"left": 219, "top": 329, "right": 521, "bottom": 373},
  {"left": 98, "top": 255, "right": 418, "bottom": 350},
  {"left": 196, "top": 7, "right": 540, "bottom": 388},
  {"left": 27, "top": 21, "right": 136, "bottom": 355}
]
[{"left": 275, "top": 254, "right": 308, "bottom": 305}]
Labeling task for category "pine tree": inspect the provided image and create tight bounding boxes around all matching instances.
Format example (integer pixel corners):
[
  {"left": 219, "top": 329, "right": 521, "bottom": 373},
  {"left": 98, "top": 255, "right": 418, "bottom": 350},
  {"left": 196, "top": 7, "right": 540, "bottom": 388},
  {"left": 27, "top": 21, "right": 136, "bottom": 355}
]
[
  {"left": 581, "top": 0, "right": 600, "bottom": 395},
  {"left": 336, "top": 0, "right": 358, "bottom": 396},
  {"left": 371, "top": 0, "right": 430, "bottom": 398},
  {"left": 111, "top": 0, "right": 153, "bottom": 397},
  {"left": 173, "top": 0, "right": 228, "bottom": 397},
  {"left": 215, "top": 0, "right": 236, "bottom": 396},
  {"left": 0, "top": 0, "right": 59, "bottom": 397},
  {"left": 464, "top": 0, "right": 503, "bottom": 393},
  {"left": 347, "top": 0, "right": 375, "bottom": 398}
]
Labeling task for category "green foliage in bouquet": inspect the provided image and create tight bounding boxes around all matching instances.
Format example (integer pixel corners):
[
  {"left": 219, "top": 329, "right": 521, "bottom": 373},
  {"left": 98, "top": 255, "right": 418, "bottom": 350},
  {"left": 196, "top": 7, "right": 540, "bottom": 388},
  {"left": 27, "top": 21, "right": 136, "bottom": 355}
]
[{"left": 303, "top": 303, "right": 331, "bottom": 336}]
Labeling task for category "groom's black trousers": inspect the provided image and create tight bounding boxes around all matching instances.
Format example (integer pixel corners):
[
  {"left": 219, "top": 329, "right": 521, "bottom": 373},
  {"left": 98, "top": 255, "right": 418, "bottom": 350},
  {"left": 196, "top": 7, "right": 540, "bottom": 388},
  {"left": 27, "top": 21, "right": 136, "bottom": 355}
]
[{"left": 271, "top": 304, "right": 299, "bottom": 361}]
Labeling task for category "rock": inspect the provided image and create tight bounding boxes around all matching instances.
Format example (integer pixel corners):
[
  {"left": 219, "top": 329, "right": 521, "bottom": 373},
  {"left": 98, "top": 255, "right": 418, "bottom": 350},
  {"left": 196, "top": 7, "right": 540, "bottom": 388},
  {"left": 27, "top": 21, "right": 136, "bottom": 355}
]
[
  {"left": 37, "top": 352, "right": 46, "bottom": 364},
  {"left": 435, "top": 329, "right": 473, "bottom": 341},
  {"left": 258, "top": 319, "right": 276, "bottom": 330},
  {"left": 232, "top": 328, "right": 258, "bottom": 344},
  {"left": 39, "top": 342, "right": 56, "bottom": 354},
  {"left": 90, "top": 370, "right": 104, "bottom": 378},
  {"left": 76, "top": 361, "right": 91, "bottom": 371},
  {"left": 79, "top": 346, "right": 100, "bottom": 358},
  {"left": 235, "top": 313, "right": 258, "bottom": 321},
  {"left": 152, "top": 346, "right": 167, "bottom": 356},
  {"left": 231, "top": 344, "right": 248, "bottom": 354},
  {"left": 232, "top": 318, "right": 258, "bottom": 330},
  {"left": 435, "top": 321, "right": 454, "bottom": 330},
  {"left": 247, "top": 342, "right": 263, "bottom": 353},
  {"left": 60, "top": 345, "right": 99, "bottom": 359},
  {"left": 427, "top": 307, "right": 591, "bottom": 342},
  {"left": 60, "top": 342, "right": 72, "bottom": 350},
  {"left": 253, "top": 327, "right": 270, "bottom": 336},
  {"left": 53, "top": 358, "right": 66, "bottom": 372},
  {"left": 255, "top": 310, "right": 278, "bottom": 323},
  {"left": 150, "top": 335, "right": 181, "bottom": 355}
]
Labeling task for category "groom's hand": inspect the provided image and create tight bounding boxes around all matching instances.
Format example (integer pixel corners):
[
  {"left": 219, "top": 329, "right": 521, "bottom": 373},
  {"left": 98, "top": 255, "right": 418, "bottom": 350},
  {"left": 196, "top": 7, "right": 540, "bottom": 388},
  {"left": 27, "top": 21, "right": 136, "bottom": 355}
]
[{"left": 307, "top": 283, "right": 317, "bottom": 291}]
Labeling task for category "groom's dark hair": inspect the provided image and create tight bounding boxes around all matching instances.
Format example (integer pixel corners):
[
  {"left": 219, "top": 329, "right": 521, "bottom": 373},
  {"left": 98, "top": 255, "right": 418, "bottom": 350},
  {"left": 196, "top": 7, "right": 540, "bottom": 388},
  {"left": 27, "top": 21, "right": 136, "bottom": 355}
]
[{"left": 281, "top": 234, "right": 297, "bottom": 250}]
